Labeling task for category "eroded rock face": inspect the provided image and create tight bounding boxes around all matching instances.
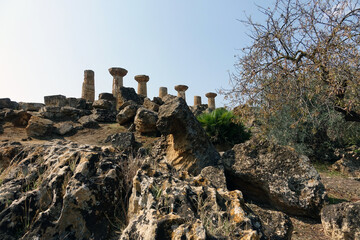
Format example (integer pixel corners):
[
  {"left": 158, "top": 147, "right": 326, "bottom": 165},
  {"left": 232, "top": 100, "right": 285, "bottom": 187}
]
[
  {"left": 0, "top": 98, "right": 18, "bottom": 110},
  {"left": 78, "top": 115, "right": 99, "bottom": 129},
  {"left": 134, "top": 108, "right": 158, "bottom": 134},
  {"left": 26, "top": 116, "right": 54, "bottom": 138},
  {"left": 92, "top": 99, "right": 114, "bottom": 111},
  {"left": 121, "top": 165, "right": 263, "bottom": 240},
  {"left": 222, "top": 138, "right": 326, "bottom": 218},
  {"left": 104, "top": 132, "right": 136, "bottom": 151},
  {"left": 156, "top": 96, "right": 220, "bottom": 175},
  {"left": 321, "top": 202, "right": 360, "bottom": 240},
  {"left": 117, "top": 87, "right": 143, "bottom": 108},
  {"left": 4, "top": 110, "right": 32, "bottom": 127},
  {"left": 18, "top": 102, "right": 45, "bottom": 112},
  {"left": 0, "top": 141, "right": 134, "bottom": 240},
  {"left": 116, "top": 104, "right": 138, "bottom": 125},
  {"left": 248, "top": 204, "right": 293, "bottom": 240}
]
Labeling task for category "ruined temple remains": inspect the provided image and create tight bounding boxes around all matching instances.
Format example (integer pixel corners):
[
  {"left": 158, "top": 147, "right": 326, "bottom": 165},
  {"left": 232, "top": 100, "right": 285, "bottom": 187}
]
[
  {"left": 134, "top": 75, "right": 149, "bottom": 97},
  {"left": 159, "top": 87, "right": 168, "bottom": 99},
  {"left": 205, "top": 92, "right": 217, "bottom": 110},
  {"left": 81, "top": 70, "right": 95, "bottom": 102},
  {"left": 194, "top": 96, "right": 202, "bottom": 106},
  {"left": 174, "top": 85, "right": 188, "bottom": 101}
]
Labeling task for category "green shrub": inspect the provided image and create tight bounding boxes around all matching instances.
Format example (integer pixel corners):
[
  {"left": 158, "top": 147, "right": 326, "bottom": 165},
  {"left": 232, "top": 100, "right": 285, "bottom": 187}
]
[{"left": 197, "top": 108, "right": 251, "bottom": 146}]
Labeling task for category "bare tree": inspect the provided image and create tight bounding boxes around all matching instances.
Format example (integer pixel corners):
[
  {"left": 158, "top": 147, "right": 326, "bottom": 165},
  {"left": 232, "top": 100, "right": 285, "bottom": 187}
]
[{"left": 222, "top": 0, "right": 360, "bottom": 123}]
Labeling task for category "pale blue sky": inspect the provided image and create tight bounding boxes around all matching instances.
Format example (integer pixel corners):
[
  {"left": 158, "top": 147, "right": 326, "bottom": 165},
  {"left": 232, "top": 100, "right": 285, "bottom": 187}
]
[{"left": 0, "top": 0, "right": 270, "bottom": 106}]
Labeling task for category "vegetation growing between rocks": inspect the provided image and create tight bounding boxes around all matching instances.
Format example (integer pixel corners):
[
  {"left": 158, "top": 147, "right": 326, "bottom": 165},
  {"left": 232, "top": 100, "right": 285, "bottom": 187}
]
[{"left": 197, "top": 108, "right": 251, "bottom": 148}]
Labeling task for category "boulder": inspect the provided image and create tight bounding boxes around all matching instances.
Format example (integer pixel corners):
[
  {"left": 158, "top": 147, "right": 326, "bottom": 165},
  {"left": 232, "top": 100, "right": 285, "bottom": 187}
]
[
  {"left": 4, "top": 110, "right": 32, "bottom": 127},
  {"left": 0, "top": 98, "right": 18, "bottom": 110},
  {"left": 248, "top": 203, "right": 293, "bottom": 240},
  {"left": 78, "top": 115, "right": 99, "bottom": 128},
  {"left": 40, "top": 106, "right": 81, "bottom": 121},
  {"left": 116, "top": 105, "right": 138, "bottom": 125},
  {"left": 26, "top": 116, "right": 54, "bottom": 138},
  {"left": 44, "top": 95, "right": 67, "bottom": 107},
  {"left": 18, "top": 102, "right": 45, "bottom": 112},
  {"left": 98, "top": 93, "right": 116, "bottom": 102},
  {"left": 0, "top": 141, "right": 137, "bottom": 240},
  {"left": 121, "top": 165, "right": 263, "bottom": 239},
  {"left": 156, "top": 96, "right": 220, "bottom": 175},
  {"left": 92, "top": 99, "right": 114, "bottom": 110},
  {"left": 332, "top": 149, "right": 360, "bottom": 178},
  {"left": 143, "top": 98, "right": 160, "bottom": 112},
  {"left": 222, "top": 137, "right": 326, "bottom": 218},
  {"left": 66, "top": 98, "right": 86, "bottom": 109},
  {"left": 60, "top": 107, "right": 81, "bottom": 120},
  {"left": 152, "top": 97, "right": 164, "bottom": 106},
  {"left": 55, "top": 122, "right": 75, "bottom": 136},
  {"left": 91, "top": 109, "right": 116, "bottom": 123},
  {"left": 321, "top": 202, "right": 360, "bottom": 240},
  {"left": 116, "top": 87, "right": 142, "bottom": 108},
  {"left": 134, "top": 108, "right": 158, "bottom": 133},
  {"left": 104, "top": 133, "right": 136, "bottom": 150}
]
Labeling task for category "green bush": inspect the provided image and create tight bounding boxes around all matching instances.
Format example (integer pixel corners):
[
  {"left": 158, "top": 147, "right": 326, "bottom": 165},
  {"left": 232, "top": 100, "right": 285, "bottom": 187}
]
[{"left": 197, "top": 108, "right": 251, "bottom": 146}]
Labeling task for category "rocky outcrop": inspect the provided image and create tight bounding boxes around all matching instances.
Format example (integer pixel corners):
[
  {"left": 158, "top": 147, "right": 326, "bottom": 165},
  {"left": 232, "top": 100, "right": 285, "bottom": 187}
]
[
  {"left": 26, "top": 116, "right": 54, "bottom": 138},
  {"left": 78, "top": 115, "right": 99, "bottom": 128},
  {"left": 0, "top": 98, "right": 18, "bottom": 110},
  {"left": 156, "top": 96, "right": 220, "bottom": 175},
  {"left": 222, "top": 137, "right": 326, "bottom": 218},
  {"left": 117, "top": 87, "right": 143, "bottom": 107},
  {"left": 91, "top": 109, "right": 116, "bottom": 123},
  {"left": 134, "top": 108, "right": 158, "bottom": 134},
  {"left": 248, "top": 204, "right": 293, "bottom": 240},
  {"left": 332, "top": 149, "right": 360, "bottom": 178},
  {"left": 121, "top": 165, "right": 263, "bottom": 240},
  {"left": 18, "top": 102, "right": 45, "bottom": 112},
  {"left": 44, "top": 95, "right": 67, "bottom": 107},
  {"left": 4, "top": 110, "right": 32, "bottom": 127},
  {"left": 116, "top": 104, "right": 138, "bottom": 125},
  {"left": 0, "top": 141, "right": 136, "bottom": 240},
  {"left": 143, "top": 98, "right": 160, "bottom": 112},
  {"left": 321, "top": 202, "right": 360, "bottom": 240},
  {"left": 104, "top": 133, "right": 137, "bottom": 151}
]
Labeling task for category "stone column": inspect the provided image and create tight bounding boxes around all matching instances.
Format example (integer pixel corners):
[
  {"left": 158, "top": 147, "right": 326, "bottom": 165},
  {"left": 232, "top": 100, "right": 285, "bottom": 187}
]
[
  {"left": 174, "top": 85, "right": 188, "bottom": 101},
  {"left": 159, "top": 87, "right": 168, "bottom": 99},
  {"left": 81, "top": 70, "right": 95, "bottom": 102},
  {"left": 194, "top": 96, "right": 202, "bottom": 106},
  {"left": 205, "top": 92, "right": 217, "bottom": 110},
  {"left": 134, "top": 75, "right": 150, "bottom": 97},
  {"left": 109, "top": 67, "right": 128, "bottom": 99}
]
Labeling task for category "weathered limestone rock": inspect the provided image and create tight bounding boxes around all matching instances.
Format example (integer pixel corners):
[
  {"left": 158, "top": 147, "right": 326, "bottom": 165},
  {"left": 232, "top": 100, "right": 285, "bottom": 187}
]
[
  {"left": 26, "top": 116, "right": 54, "bottom": 138},
  {"left": 121, "top": 166, "right": 263, "bottom": 239},
  {"left": 0, "top": 141, "right": 135, "bottom": 240},
  {"left": 152, "top": 97, "right": 164, "bottom": 106},
  {"left": 116, "top": 87, "right": 143, "bottom": 109},
  {"left": 91, "top": 109, "right": 116, "bottom": 122},
  {"left": 222, "top": 137, "right": 327, "bottom": 218},
  {"left": 205, "top": 92, "right": 217, "bottom": 110},
  {"left": 109, "top": 67, "right": 128, "bottom": 102},
  {"left": 18, "top": 102, "right": 45, "bottom": 112},
  {"left": 40, "top": 106, "right": 81, "bottom": 121},
  {"left": 44, "top": 95, "right": 67, "bottom": 107},
  {"left": 248, "top": 203, "right": 293, "bottom": 240},
  {"left": 332, "top": 149, "right": 360, "bottom": 178},
  {"left": 321, "top": 202, "right": 360, "bottom": 240},
  {"left": 116, "top": 104, "right": 138, "bottom": 125},
  {"left": 66, "top": 98, "right": 86, "bottom": 109},
  {"left": 194, "top": 96, "right": 202, "bottom": 106},
  {"left": 143, "top": 98, "right": 160, "bottom": 112},
  {"left": 134, "top": 108, "right": 158, "bottom": 133},
  {"left": 55, "top": 122, "right": 75, "bottom": 136},
  {"left": 78, "top": 115, "right": 99, "bottom": 128},
  {"left": 156, "top": 96, "right": 220, "bottom": 175},
  {"left": 4, "top": 110, "right": 32, "bottom": 127},
  {"left": 104, "top": 132, "right": 136, "bottom": 150},
  {"left": 92, "top": 99, "right": 114, "bottom": 110},
  {"left": 159, "top": 87, "right": 168, "bottom": 99},
  {"left": 98, "top": 92, "right": 116, "bottom": 102},
  {"left": 81, "top": 70, "right": 95, "bottom": 102},
  {"left": 0, "top": 98, "right": 18, "bottom": 110},
  {"left": 190, "top": 104, "right": 208, "bottom": 117},
  {"left": 174, "top": 85, "right": 188, "bottom": 101},
  {"left": 0, "top": 124, "right": 3, "bottom": 134},
  {"left": 134, "top": 75, "right": 149, "bottom": 97}
]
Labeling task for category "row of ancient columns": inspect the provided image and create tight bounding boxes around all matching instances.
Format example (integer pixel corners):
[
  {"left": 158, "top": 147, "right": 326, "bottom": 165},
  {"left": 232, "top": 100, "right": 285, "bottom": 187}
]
[{"left": 81, "top": 68, "right": 217, "bottom": 109}]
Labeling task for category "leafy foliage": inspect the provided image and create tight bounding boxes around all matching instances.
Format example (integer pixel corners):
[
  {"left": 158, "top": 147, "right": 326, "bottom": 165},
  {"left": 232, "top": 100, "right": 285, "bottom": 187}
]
[{"left": 197, "top": 108, "right": 251, "bottom": 146}]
